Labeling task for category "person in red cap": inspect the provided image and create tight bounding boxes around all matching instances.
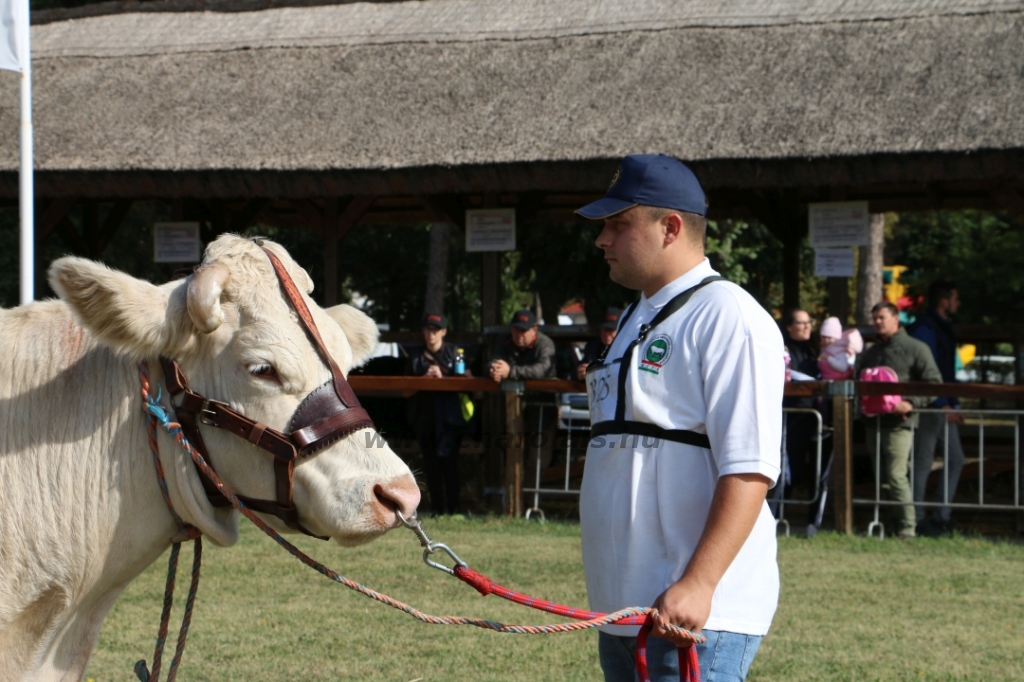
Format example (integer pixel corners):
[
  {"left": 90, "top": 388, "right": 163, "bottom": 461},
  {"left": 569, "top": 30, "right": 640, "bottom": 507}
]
[
  {"left": 488, "top": 309, "right": 556, "bottom": 382},
  {"left": 407, "top": 312, "right": 468, "bottom": 515}
]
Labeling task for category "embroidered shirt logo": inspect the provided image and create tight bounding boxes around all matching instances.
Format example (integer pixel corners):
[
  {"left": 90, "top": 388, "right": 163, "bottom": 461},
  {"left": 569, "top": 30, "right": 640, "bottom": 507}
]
[{"left": 640, "top": 335, "right": 672, "bottom": 374}]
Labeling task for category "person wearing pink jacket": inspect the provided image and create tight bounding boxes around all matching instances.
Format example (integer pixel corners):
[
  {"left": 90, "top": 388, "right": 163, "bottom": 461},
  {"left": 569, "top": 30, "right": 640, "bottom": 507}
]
[{"left": 818, "top": 317, "right": 864, "bottom": 381}]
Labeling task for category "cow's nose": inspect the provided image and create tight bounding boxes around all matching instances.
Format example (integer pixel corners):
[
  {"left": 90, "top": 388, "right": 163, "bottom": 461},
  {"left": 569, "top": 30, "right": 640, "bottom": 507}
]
[{"left": 373, "top": 475, "right": 421, "bottom": 520}]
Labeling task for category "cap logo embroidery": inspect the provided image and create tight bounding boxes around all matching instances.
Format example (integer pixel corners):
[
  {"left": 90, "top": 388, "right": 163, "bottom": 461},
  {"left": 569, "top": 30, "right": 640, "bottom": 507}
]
[
  {"left": 608, "top": 167, "right": 621, "bottom": 190},
  {"left": 640, "top": 335, "right": 672, "bottom": 374}
]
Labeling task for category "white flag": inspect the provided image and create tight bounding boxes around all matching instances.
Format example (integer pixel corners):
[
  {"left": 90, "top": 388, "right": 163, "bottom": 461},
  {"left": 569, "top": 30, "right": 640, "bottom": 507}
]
[{"left": 0, "top": 0, "right": 25, "bottom": 73}]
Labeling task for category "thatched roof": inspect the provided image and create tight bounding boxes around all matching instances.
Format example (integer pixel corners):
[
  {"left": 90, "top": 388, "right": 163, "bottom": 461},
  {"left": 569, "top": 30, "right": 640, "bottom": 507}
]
[{"left": 1, "top": 0, "right": 1022, "bottom": 175}]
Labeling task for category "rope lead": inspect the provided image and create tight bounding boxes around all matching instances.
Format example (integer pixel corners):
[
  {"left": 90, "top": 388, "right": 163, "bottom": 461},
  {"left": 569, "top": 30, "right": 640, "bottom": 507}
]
[{"left": 136, "top": 361, "right": 701, "bottom": 682}]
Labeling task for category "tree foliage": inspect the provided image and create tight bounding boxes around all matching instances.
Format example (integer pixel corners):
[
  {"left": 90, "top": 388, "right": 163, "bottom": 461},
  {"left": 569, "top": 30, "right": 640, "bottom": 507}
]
[
  {"left": 5, "top": 204, "right": 1018, "bottom": 331},
  {"left": 887, "top": 210, "right": 1024, "bottom": 325}
]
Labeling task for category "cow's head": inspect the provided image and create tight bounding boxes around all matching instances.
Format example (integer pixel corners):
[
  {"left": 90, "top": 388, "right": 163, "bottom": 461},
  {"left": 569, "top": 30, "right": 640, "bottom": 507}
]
[{"left": 49, "top": 235, "right": 420, "bottom": 547}]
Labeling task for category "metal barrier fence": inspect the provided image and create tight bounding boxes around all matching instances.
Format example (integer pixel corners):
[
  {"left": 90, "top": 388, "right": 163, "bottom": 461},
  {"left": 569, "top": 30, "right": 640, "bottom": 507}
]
[
  {"left": 771, "top": 408, "right": 825, "bottom": 537},
  {"left": 859, "top": 408, "right": 1023, "bottom": 539},
  {"left": 521, "top": 404, "right": 826, "bottom": 529},
  {"left": 523, "top": 394, "right": 588, "bottom": 521},
  {"left": 347, "top": 376, "right": 1024, "bottom": 530}
]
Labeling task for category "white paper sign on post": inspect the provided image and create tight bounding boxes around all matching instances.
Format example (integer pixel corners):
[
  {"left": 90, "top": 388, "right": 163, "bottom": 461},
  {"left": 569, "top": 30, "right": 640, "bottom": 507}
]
[
  {"left": 814, "top": 247, "right": 856, "bottom": 278},
  {"left": 465, "top": 208, "right": 516, "bottom": 252},
  {"left": 808, "top": 201, "right": 870, "bottom": 248},
  {"left": 154, "top": 222, "right": 202, "bottom": 263}
]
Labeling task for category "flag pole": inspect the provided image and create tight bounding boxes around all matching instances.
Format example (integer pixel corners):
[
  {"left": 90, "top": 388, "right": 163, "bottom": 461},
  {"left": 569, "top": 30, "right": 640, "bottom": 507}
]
[{"left": 18, "top": 0, "right": 33, "bottom": 305}]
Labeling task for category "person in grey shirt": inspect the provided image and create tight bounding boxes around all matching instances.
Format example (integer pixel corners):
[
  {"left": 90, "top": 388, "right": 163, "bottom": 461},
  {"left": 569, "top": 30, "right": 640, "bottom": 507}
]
[{"left": 488, "top": 309, "right": 556, "bottom": 381}]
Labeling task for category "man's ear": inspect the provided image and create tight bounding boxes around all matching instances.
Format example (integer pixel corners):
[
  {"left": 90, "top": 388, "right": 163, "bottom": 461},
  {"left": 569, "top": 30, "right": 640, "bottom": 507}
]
[
  {"left": 661, "top": 212, "right": 685, "bottom": 246},
  {"left": 49, "top": 257, "right": 193, "bottom": 358}
]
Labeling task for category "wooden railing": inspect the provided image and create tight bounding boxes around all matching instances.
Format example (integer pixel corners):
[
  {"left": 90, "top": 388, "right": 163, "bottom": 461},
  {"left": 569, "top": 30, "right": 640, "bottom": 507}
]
[{"left": 349, "top": 376, "right": 1024, "bottom": 526}]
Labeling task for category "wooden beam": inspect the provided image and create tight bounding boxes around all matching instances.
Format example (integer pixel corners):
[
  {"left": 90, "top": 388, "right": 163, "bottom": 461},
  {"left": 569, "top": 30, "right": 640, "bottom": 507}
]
[
  {"left": 35, "top": 197, "right": 78, "bottom": 242},
  {"left": 54, "top": 215, "right": 89, "bottom": 255},
  {"left": 296, "top": 199, "right": 325, "bottom": 236},
  {"left": 8, "top": 149, "right": 1024, "bottom": 200},
  {"left": 991, "top": 185, "right": 1024, "bottom": 225},
  {"left": 229, "top": 198, "right": 270, "bottom": 233},
  {"left": 93, "top": 200, "right": 133, "bottom": 256},
  {"left": 338, "top": 195, "right": 376, "bottom": 242},
  {"left": 421, "top": 194, "right": 469, "bottom": 231}
]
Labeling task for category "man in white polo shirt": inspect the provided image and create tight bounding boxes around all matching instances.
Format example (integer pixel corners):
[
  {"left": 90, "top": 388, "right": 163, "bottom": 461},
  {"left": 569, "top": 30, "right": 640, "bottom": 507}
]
[{"left": 577, "top": 154, "right": 784, "bottom": 682}]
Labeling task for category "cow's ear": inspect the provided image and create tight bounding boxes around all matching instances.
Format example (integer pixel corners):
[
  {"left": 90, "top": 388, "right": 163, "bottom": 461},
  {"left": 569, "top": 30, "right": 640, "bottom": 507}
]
[
  {"left": 324, "top": 304, "right": 379, "bottom": 369},
  {"left": 49, "top": 257, "right": 192, "bottom": 358}
]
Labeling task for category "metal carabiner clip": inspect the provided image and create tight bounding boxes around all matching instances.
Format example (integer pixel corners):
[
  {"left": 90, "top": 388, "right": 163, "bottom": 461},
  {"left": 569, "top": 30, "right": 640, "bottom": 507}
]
[
  {"left": 397, "top": 511, "right": 468, "bottom": 575},
  {"left": 422, "top": 542, "right": 467, "bottom": 576}
]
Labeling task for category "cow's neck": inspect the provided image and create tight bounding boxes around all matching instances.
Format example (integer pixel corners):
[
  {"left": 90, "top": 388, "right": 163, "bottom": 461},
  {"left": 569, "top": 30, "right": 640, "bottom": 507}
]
[{"left": 0, "top": 305, "right": 183, "bottom": 680}]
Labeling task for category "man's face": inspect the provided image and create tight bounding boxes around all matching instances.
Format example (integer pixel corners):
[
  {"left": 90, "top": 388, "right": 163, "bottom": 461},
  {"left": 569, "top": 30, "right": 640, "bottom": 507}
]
[
  {"left": 422, "top": 324, "right": 446, "bottom": 346},
  {"left": 786, "top": 311, "right": 812, "bottom": 342},
  {"left": 872, "top": 307, "right": 900, "bottom": 337},
  {"left": 600, "top": 327, "right": 617, "bottom": 346},
  {"left": 594, "top": 206, "right": 667, "bottom": 290},
  {"left": 944, "top": 289, "right": 961, "bottom": 315},
  {"left": 511, "top": 326, "right": 537, "bottom": 348}
]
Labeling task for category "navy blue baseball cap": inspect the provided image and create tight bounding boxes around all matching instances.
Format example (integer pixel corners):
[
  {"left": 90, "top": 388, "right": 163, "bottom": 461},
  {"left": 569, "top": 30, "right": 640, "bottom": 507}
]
[{"left": 575, "top": 154, "right": 706, "bottom": 219}]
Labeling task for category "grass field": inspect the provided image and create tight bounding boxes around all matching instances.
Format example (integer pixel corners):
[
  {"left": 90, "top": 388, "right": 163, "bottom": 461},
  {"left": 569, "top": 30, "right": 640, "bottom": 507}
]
[{"left": 85, "top": 517, "right": 1024, "bottom": 681}]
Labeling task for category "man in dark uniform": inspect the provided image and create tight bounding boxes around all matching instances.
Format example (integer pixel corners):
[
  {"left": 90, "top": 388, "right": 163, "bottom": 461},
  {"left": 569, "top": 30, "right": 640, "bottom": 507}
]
[
  {"left": 407, "top": 313, "right": 465, "bottom": 515},
  {"left": 577, "top": 308, "right": 623, "bottom": 380}
]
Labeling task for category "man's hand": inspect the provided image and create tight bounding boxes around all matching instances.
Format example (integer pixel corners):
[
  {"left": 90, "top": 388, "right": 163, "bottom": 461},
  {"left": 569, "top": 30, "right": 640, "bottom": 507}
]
[
  {"left": 489, "top": 359, "right": 511, "bottom": 382},
  {"left": 576, "top": 362, "right": 588, "bottom": 381},
  {"left": 649, "top": 473, "right": 770, "bottom": 645},
  {"left": 892, "top": 400, "right": 914, "bottom": 416},
  {"left": 942, "top": 405, "right": 965, "bottom": 425},
  {"left": 651, "top": 576, "right": 714, "bottom": 645},
  {"left": 425, "top": 364, "right": 443, "bottom": 378}
]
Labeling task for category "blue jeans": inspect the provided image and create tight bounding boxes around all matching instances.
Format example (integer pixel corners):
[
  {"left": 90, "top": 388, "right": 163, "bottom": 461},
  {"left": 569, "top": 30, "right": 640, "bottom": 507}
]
[{"left": 598, "top": 630, "right": 763, "bottom": 682}]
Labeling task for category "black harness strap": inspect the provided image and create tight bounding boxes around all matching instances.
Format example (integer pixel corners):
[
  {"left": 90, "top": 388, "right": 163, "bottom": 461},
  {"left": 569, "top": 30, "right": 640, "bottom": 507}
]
[
  {"left": 590, "top": 420, "right": 711, "bottom": 449},
  {"left": 591, "top": 275, "right": 725, "bottom": 450}
]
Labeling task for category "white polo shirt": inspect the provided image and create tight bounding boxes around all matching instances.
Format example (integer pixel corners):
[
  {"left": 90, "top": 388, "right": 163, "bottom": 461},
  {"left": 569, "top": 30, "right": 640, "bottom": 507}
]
[{"left": 580, "top": 259, "right": 784, "bottom": 637}]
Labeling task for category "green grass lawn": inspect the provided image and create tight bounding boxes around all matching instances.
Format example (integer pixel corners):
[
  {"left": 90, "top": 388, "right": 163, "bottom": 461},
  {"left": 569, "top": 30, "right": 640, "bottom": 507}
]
[{"left": 85, "top": 518, "right": 1024, "bottom": 681}]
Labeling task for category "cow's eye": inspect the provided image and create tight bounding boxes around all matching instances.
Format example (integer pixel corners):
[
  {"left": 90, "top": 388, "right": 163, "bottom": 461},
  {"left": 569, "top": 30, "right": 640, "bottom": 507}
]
[{"left": 248, "top": 363, "right": 279, "bottom": 381}]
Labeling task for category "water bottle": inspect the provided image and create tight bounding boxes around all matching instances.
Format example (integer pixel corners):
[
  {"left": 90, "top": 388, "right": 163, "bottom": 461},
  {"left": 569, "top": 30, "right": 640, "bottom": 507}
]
[{"left": 454, "top": 348, "right": 466, "bottom": 376}]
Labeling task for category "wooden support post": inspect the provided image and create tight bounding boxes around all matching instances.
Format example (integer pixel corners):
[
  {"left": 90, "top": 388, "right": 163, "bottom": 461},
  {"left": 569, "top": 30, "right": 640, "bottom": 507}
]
[
  {"left": 827, "top": 277, "right": 850, "bottom": 324},
  {"left": 832, "top": 390, "right": 854, "bottom": 534},
  {"left": 482, "top": 252, "right": 499, "bottom": 328},
  {"left": 322, "top": 196, "right": 374, "bottom": 306},
  {"left": 504, "top": 389, "right": 524, "bottom": 517},
  {"left": 782, "top": 236, "right": 801, "bottom": 314},
  {"left": 323, "top": 198, "right": 339, "bottom": 306}
]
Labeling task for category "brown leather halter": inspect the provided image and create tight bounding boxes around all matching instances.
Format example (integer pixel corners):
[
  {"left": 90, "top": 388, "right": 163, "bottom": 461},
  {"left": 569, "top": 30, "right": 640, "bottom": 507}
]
[{"left": 160, "top": 243, "right": 376, "bottom": 540}]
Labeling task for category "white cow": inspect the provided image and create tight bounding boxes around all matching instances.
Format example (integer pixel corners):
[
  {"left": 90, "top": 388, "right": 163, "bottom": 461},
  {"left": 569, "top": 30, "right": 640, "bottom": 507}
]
[{"left": 0, "top": 235, "right": 421, "bottom": 681}]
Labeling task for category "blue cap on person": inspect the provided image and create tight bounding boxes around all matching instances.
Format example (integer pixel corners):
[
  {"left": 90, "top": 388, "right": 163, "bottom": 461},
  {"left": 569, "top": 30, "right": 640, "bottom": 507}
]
[{"left": 575, "top": 154, "right": 706, "bottom": 220}]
